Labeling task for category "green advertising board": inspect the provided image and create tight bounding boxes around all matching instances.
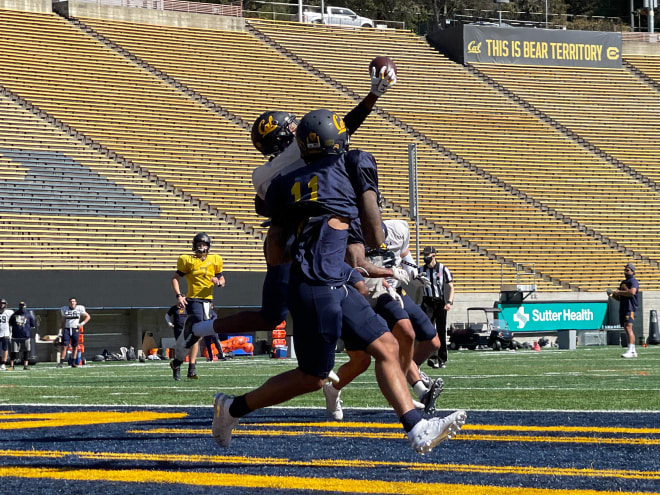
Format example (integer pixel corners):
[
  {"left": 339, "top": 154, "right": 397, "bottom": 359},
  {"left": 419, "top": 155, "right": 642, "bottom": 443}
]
[{"left": 498, "top": 301, "right": 608, "bottom": 332}]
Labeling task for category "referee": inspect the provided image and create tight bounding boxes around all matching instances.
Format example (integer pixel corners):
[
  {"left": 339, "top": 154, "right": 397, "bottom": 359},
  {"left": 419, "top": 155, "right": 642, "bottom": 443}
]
[{"left": 418, "top": 247, "right": 454, "bottom": 369}]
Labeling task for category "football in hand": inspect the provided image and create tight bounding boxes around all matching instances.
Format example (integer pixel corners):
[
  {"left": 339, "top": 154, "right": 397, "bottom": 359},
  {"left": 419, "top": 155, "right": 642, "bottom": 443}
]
[{"left": 369, "top": 56, "right": 397, "bottom": 77}]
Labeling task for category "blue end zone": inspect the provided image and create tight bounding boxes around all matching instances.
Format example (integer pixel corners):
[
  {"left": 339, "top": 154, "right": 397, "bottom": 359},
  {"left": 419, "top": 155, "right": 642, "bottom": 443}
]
[{"left": 0, "top": 405, "right": 658, "bottom": 494}]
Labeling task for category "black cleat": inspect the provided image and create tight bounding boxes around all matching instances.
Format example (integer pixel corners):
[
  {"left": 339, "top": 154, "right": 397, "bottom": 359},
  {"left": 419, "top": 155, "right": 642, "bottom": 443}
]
[
  {"left": 421, "top": 377, "right": 444, "bottom": 414},
  {"left": 170, "top": 360, "right": 181, "bottom": 381},
  {"left": 187, "top": 373, "right": 199, "bottom": 380},
  {"left": 427, "top": 356, "right": 440, "bottom": 369}
]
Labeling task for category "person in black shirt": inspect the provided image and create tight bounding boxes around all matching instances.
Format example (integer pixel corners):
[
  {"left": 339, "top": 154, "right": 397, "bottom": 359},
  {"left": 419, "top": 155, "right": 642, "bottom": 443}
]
[
  {"left": 609, "top": 262, "right": 639, "bottom": 358},
  {"left": 9, "top": 302, "right": 35, "bottom": 371}
]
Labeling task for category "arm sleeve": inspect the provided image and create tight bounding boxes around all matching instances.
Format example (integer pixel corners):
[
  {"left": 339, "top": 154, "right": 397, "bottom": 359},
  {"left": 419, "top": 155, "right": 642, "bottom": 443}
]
[
  {"left": 402, "top": 252, "right": 418, "bottom": 278},
  {"left": 344, "top": 101, "right": 371, "bottom": 136}
]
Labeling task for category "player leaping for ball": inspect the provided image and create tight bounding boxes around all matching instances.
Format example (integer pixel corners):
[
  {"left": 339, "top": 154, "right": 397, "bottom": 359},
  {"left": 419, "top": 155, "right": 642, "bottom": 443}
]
[{"left": 174, "top": 56, "right": 402, "bottom": 354}]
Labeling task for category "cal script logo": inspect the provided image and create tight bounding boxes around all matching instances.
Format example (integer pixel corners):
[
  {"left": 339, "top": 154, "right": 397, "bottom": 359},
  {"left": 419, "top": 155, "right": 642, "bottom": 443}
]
[{"left": 467, "top": 41, "right": 482, "bottom": 54}]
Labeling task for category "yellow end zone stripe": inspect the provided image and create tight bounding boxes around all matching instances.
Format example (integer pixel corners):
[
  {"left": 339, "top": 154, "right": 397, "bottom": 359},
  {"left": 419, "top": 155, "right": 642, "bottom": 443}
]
[
  {"left": 129, "top": 428, "right": 660, "bottom": 446},
  {"left": 0, "top": 411, "right": 187, "bottom": 429},
  {"left": 0, "top": 466, "right": 653, "bottom": 495},
  {"left": 249, "top": 422, "right": 660, "bottom": 435},
  {"left": 0, "top": 448, "right": 658, "bottom": 481}
]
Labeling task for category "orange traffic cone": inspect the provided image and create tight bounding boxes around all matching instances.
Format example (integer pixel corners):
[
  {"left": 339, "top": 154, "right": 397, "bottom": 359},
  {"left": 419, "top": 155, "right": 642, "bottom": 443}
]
[{"left": 532, "top": 341, "right": 541, "bottom": 351}]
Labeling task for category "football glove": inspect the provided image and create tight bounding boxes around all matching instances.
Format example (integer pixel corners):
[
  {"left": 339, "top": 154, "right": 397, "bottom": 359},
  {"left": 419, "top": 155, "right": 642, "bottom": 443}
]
[
  {"left": 415, "top": 273, "right": 432, "bottom": 290},
  {"left": 387, "top": 286, "right": 405, "bottom": 308},
  {"left": 370, "top": 65, "right": 397, "bottom": 97},
  {"left": 390, "top": 266, "right": 411, "bottom": 285}
]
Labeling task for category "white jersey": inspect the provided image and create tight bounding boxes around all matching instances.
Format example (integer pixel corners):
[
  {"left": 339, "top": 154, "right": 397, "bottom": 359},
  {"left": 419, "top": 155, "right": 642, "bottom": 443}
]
[
  {"left": 61, "top": 305, "right": 86, "bottom": 329},
  {"left": 252, "top": 143, "right": 304, "bottom": 200},
  {"left": 0, "top": 309, "right": 14, "bottom": 338},
  {"left": 383, "top": 219, "right": 410, "bottom": 267}
]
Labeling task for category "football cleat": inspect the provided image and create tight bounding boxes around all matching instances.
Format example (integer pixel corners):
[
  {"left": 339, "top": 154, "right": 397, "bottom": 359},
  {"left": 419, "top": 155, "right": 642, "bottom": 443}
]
[
  {"left": 323, "top": 382, "right": 343, "bottom": 421},
  {"left": 170, "top": 361, "right": 181, "bottom": 381},
  {"left": 408, "top": 410, "right": 467, "bottom": 454},
  {"left": 418, "top": 369, "right": 432, "bottom": 389},
  {"left": 212, "top": 393, "right": 239, "bottom": 448},
  {"left": 187, "top": 372, "right": 199, "bottom": 380},
  {"left": 412, "top": 399, "right": 425, "bottom": 410},
  {"left": 421, "top": 377, "right": 444, "bottom": 414},
  {"left": 427, "top": 355, "right": 440, "bottom": 369},
  {"left": 621, "top": 350, "right": 638, "bottom": 358}
]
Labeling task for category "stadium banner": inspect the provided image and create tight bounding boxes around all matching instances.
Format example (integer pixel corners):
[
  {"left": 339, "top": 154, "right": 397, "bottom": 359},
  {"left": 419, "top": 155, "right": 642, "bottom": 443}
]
[
  {"left": 498, "top": 301, "right": 608, "bottom": 332},
  {"left": 463, "top": 25, "right": 622, "bottom": 68}
]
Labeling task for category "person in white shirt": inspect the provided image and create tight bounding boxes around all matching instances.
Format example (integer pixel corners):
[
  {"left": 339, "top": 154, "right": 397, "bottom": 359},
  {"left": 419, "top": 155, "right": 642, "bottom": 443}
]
[
  {"left": 0, "top": 298, "right": 14, "bottom": 371},
  {"left": 58, "top": 297, "right": 90, "bottom": 368}
]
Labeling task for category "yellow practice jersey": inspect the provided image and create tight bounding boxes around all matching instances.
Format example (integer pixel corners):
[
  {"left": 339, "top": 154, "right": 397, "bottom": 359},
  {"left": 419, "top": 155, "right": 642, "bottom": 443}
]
[{"left": 176, "top": 253, "right": 223, "bottom": 300}]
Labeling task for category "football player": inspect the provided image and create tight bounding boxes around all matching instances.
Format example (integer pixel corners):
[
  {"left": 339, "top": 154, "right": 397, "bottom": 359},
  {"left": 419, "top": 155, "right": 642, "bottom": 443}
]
[
  {"left": 0, "top": 298, "right": 14, "bottom": 371},
  {"left": 58, "top": 297, "right": 90, "bottom": 368},
  {"left": 182, "top": 61, "right": 399, "bottom": 343},
  {"left": 210, "top": 109, "right": 466, "bottom": 454},
  {"left": 170, "top": 232, "right": 224, "bottom": 380},
  {"left": 323, "top": 219, "right": 443, "bottom": 420}
]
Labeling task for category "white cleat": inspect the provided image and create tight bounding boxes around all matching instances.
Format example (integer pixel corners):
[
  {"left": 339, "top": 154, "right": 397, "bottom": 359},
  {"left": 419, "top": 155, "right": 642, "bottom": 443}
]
[
  {"left": 621, "top": 350, "right": 638, "bottom": 358},
  {"left": 323, "top": 382, "right": 343, "bottom": 421},
  {"left": 212, "top": 392, "right": 239, "bottom": 448},
  {"left": 418, "top": 369, "right": 432, "bottom": 389},
  {"left": 408, "top": 410, "right": 467, "bottom": 455},
  {"left": 327, "top": 370, "right": 340, "bottom": 384}
]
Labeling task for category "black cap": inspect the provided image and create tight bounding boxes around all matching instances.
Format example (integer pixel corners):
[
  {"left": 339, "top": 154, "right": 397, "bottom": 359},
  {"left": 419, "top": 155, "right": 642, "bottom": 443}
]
[
  {"left": 422, "top": 246, "right": 436, "bottom": 256},
  {"left": 18, "top": 301, "right": 25, "bottom": 307}
]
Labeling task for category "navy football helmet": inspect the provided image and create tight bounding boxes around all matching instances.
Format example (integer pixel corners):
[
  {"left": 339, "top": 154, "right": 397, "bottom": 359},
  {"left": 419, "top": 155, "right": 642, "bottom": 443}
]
[
  {"left": 251, "top": 111, "right": 298, "bottom": 157},
  {"left": 192, "top": 232, "right": 211, "bottom": 254},
  {"left": 296, "top": 109, "right": 349, "bottom": 160}
]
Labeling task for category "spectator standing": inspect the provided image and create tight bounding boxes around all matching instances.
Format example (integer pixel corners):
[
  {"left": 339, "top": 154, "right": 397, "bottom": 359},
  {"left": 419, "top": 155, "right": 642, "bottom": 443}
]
[
  {"left": 610, "top": 262, "right": 639, "bottom": 359},
  {"left": 0, "top": 298, "right": 14, "bottom": 371},
  {"left": 58, "top": 297, "right": 91, "bottom": 368},
  {"left": 419, "top": 247, "right": 455, "bottom": 369},
  {"left": 9, "top": 302, "right": 35, "bottom": 371}
]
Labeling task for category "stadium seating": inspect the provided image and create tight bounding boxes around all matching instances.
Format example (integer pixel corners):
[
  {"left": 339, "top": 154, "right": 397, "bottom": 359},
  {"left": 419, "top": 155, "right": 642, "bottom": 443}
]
[
  {"left": 625, "top": 55, "right": 660, "bottom": 86},
  {"left": 0, "top": 8, "right": 266, "bottom": 237},
  {"left": 66, "top": 15, "right": 563, "bottom": 291},
  {"left": 244, "top": 19, "right": 660, "bottom": 290},
  {"left": 1, "top": 9, "right": 659, "bottom": 291},
  {"left": 0, "top": 91, "right": 264, "bottom": 270}
]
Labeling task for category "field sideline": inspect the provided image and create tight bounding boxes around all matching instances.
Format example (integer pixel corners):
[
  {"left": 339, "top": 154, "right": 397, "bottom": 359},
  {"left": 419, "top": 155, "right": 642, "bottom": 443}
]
[{"left": 1, "top": 346, "right": 658, "bottom": 494}]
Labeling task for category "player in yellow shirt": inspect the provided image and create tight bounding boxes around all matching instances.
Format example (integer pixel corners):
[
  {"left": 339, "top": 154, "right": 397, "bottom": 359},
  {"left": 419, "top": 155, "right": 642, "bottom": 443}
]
[{"left": 170, "top": 233, "right": 225, "bottom": 380}]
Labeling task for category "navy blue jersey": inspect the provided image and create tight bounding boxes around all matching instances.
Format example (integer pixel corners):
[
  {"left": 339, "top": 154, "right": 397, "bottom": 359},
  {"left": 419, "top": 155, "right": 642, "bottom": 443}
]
[
  {"left": 167, "top": 305, "right": 187, "bottom": 332},
  {"left": 9, "top": 310, "right": 35, "bottom": 340},
  {"left": 619, "top": 276, "right": 639, "bottom": 314},
  {"left": 346, "top": 263, "right": 365, "bottom": 286},
  {"left": 265, "top": 150, "right": 379, "bottom": 285}
]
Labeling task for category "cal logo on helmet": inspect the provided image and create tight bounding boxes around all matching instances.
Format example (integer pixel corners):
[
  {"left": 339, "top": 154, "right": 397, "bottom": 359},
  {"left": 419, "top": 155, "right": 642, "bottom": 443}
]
[
  {"left": 296, "top": 109, "right": 350, "bottom": 160},
  {"left": 258, "top": 115, "right": 279, "bottom": 137}
]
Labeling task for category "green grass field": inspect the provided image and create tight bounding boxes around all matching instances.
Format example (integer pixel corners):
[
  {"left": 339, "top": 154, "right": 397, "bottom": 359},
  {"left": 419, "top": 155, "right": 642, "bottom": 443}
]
[{"left": 2, "top": 346, "right": 658, "bottom": 411}]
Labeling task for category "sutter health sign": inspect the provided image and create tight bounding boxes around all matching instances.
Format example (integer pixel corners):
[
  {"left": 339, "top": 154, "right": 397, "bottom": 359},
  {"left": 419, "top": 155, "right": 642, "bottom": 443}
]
[{"left": 498, "top": 302, "right": 608, "bottom": 332}]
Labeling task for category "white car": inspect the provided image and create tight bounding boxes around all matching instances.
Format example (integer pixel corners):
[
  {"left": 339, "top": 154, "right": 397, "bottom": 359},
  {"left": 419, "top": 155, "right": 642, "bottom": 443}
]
[{"left": 303, "top": 6, "right": 374, "bottom": 28}]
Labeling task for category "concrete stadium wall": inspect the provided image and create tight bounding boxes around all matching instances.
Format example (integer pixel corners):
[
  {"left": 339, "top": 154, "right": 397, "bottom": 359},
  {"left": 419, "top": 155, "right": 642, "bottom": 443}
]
[
  {"left": 52, "top": 0, "right": 245, "bottom": 31},
  {"left": 0, "top": 0, "right": 51, "bottom": 12},
  {"left": 623, "top": 41, "right": 660, "bottom": 56}
]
